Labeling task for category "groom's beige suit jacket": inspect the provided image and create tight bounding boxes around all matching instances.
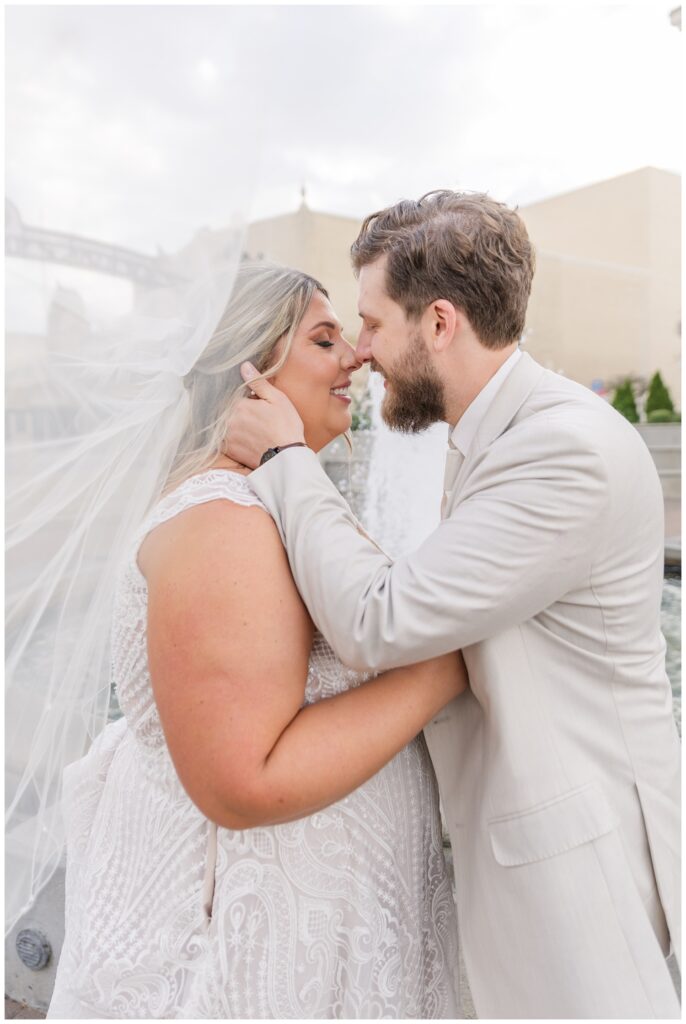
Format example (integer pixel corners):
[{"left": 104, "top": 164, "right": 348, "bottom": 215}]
[{"left": 250, "top": 353, "right": 681, "bottom": 1019}]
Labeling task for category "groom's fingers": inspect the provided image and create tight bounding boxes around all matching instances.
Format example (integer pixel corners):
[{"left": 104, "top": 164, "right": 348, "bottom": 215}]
[
  {"left": 241, "top": 362, "right": 278, "bottom": 402},
  {"left": 226, "top": 365, "right": 306, "bottom": 468}
]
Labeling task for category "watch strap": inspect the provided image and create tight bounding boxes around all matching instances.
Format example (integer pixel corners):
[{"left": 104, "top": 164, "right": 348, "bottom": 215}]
[{"left": 259, "top": 442, "right": 308, "bottom": 466}]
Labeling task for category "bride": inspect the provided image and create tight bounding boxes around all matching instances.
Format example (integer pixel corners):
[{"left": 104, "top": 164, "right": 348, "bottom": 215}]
[{"left": 45, "top": 262, "right": 466, "bottom": 1018}]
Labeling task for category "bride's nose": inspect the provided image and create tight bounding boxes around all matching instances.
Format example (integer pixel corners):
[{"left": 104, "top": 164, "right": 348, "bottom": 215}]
[{"left": 341, "top": 339, "right": 365, "bottom": 372}]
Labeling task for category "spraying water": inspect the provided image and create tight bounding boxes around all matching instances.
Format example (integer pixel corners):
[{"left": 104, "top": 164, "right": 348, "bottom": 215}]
[{"left": 362, "top": 372, "right": 449, "bottom": 555}]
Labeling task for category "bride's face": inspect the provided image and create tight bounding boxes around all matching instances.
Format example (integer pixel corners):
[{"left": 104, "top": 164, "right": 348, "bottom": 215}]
[{"left": 268, "top": 291, "right": 363, "bottom": 453}]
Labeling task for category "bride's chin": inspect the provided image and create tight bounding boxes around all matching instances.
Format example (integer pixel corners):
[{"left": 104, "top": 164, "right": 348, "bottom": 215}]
[
  {"left": 309, "top": 409, "right": 353, "bottom": 449},
  {"left": 323, "top": 422, "right": 351, "bottom": 448}
]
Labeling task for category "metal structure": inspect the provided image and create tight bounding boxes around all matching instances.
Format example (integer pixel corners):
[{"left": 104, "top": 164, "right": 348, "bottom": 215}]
[{"left": 5, "top": 198, "right": 184, "bottom": 289}]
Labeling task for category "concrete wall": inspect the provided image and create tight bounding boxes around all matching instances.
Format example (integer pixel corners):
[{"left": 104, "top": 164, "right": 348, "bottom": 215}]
[
  {"left": 5, "top": 869, "right": 65, "bottom": 1013},
  {"left": 635, "top": 422, "right": 681, "bottom": 501}
]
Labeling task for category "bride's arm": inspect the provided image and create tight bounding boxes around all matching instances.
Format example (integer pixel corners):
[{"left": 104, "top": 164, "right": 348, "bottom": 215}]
[{"left": 142, "top": 498, "right": 466, "bottom": 830}]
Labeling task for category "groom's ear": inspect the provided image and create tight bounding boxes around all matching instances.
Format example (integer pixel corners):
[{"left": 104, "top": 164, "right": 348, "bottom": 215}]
[{"left": 426, "top": 299, "right": 459, "bottom": 353}]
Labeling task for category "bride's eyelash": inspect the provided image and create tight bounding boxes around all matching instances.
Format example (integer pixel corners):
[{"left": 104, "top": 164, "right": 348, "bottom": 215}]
[{"left": 315, "top": 340, "right": 334, "bottom": 348}]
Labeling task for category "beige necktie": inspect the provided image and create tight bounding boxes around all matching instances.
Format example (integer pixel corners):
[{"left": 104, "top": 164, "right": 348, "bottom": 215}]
[{"left": 441, "top": 445, "right": 465, "bottom": 520}]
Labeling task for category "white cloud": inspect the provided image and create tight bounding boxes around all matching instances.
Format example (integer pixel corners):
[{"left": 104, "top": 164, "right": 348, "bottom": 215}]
[{"left": 196, "top": 58, "right": 220, "bottom": 84}]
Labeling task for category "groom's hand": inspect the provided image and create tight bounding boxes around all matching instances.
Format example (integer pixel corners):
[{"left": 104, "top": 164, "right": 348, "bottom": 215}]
[{"left": 224, "top": 362, "right": 306, "bottom": 470}]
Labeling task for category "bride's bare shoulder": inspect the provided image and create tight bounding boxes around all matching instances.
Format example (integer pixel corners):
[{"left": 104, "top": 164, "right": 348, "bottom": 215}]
[{"left": 138, "top": 485, "right": 279, "bottom": 584}]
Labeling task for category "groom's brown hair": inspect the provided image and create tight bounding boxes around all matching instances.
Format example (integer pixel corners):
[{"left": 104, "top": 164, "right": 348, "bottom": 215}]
[{"left": 351, "top": 190, "right": 535, "bottom": 349}]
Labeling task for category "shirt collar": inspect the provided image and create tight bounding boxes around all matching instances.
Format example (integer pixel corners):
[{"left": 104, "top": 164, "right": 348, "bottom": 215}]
[{"left": 449, "top": 347, "right": 522, "bottom": 456}]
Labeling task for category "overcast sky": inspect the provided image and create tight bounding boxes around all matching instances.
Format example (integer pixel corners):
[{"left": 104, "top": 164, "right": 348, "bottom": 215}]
[{"left": 7, "top": 3, "right": 681, "bottom": 254}]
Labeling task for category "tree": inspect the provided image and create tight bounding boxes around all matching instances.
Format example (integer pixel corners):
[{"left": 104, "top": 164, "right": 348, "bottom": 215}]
[
  {"left": 611, "top": 380, "right": 639, "bottom": 423},
  {"left": 645, "top": 372, "right": 675, "bottom": 418},
  {"left": 607, "top": 373, "right": 648, "bottom": 403}
]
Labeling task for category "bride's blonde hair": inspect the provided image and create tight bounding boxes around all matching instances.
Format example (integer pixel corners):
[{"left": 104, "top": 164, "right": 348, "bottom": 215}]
[{"left": 167, "top": 261, "right": 327, "bottom": 491}]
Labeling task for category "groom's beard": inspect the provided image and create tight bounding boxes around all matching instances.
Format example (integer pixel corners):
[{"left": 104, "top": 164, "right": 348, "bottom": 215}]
[{"left": 376, "top": 330, "right": 447, "bottom": 433}]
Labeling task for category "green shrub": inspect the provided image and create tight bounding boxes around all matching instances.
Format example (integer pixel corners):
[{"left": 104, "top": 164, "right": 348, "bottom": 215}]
[
  {"left": 646, "top": 409, "right": 677, "bottom": 424},
  {"left": 612, "top": 380, "right": 639, "bottom": 423},
  {"left": 645, "top": 372, "right": 675, "bottom": 417}
]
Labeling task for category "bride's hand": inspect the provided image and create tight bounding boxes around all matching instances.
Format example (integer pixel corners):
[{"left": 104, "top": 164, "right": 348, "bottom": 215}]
[{"left": 224, "top": 362, "right": 306, "bottom": 469}]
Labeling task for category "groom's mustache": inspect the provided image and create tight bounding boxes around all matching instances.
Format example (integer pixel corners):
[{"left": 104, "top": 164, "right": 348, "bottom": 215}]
[{"left": 369, "top": 359, "right": 386, "bottom": 377}]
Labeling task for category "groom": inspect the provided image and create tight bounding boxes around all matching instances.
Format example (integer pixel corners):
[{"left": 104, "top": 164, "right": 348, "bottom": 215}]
[{"left": 226, "top": 190, "right": 681, "bottom": 1018}]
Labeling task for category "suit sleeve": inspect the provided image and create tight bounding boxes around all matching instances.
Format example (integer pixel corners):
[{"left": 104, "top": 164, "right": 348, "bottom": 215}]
[{"left": 249, "top": 421, "right": 610, "bottom": 672}]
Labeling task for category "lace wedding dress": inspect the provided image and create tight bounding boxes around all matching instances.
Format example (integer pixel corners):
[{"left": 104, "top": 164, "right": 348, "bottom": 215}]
[{"left": 48, "top": 471, "right": 461, "bottom": 1019}]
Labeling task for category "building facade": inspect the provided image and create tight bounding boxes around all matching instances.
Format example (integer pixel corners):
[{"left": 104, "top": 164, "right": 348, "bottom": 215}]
[
  {"left": 244, "top": 198, "right": 363, "bottom": 346},
  {"left": 520, "top": 167, "right": 681, "bottom": 404}
]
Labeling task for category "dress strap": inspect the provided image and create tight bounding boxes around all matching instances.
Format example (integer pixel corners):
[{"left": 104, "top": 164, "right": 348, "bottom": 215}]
[
  {"left": 127, "top": 471, "right": 268, "bottom": 567},
  {"left": 146, "top": 470, "right": 268, "bottom": 532}
]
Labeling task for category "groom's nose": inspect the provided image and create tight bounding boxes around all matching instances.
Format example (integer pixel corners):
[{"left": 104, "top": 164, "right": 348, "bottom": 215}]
[{"left": 354, "top": 328, "right": 373, "bottom": 364}]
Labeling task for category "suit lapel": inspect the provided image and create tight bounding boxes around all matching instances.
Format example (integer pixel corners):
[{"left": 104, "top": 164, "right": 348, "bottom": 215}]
[
  {"left": 447, "top": 353, "right": 546, "bottom": 504},
  {"left": 441, "top": 448, "right": 465, "bottom": 519},
  {"left": 472, "top": 352, "right": 545, "bottom": 457}
]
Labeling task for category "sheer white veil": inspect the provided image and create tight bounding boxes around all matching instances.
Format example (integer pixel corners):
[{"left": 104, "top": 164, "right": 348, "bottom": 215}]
[
  {"left": 5, "top": 256, "right": 248, "bottom": 932},
  {"left": 4, "top": 4, "right": 291, "bottom": 933}
]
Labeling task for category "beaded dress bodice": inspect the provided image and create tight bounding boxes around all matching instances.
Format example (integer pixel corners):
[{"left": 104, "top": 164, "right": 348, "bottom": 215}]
[{"left": 48, "top": 471, "right": 461, "bottom": 1020}]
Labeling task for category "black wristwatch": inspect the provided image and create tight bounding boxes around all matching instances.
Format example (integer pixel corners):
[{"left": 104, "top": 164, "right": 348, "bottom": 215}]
[{"left": 259, "top": 442, "right": 308, "bottom": 466}]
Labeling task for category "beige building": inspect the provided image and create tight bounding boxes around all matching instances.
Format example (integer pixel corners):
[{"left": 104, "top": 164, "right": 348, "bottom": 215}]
[
  {"left": 244, "top": 197, "right": 362, "bottom": 344},
  {"left": 519, "top": 167, "right": 681, "bottom": 404}
]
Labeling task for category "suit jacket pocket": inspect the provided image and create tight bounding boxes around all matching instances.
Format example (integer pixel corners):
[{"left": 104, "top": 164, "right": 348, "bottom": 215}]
[{"left": 488, "top": 782, "right": 620, "bottom": 867}]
